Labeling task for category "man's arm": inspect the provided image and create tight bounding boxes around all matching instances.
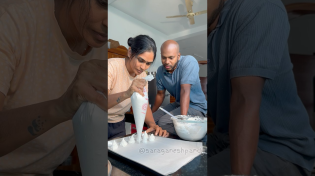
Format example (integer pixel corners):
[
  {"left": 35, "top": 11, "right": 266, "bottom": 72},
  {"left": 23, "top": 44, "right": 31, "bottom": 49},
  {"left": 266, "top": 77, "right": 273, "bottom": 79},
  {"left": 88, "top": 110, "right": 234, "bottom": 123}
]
[
  {"left": 151, "top": 90, "right": 165, "bottom": 113},
  {"left": 180, "top": 84, "right": 191, "bottom": 115},
  {"left": 229, "top": 76, "right": 265, "bottom": 174}
]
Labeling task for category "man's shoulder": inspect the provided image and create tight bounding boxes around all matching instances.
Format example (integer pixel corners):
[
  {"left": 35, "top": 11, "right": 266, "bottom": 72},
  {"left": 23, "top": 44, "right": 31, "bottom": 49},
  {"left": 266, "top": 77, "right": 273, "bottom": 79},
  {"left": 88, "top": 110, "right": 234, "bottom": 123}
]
[
  {"left": 179, "top": 55, "right": 198, "bottom": 67},
  {"left": 225, "top": 0, "right": 289, "bottom": 38},
  {"left": 156, "top": 65, "right": 164, "bottom": 75},
  {"left": 232, "top": 0, "right": 287, "bottom": 17},
  {"left": 181, "top": 55, "right": 196, "bottom": 60}
]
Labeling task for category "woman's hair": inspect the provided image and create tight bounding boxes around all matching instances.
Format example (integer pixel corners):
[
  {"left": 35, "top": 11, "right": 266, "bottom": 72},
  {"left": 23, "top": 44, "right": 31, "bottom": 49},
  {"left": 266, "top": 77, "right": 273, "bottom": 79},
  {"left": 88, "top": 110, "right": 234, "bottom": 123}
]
[
  {"left": 127, "top": 35, "right": 157, "bottom": 61},
  {"left": 64, "top": 0, "right": 107, "bottom": 49},
  {"left": 82, "top": 0, "right": 107, "bottom": 27},
  {"left": 67, "top": 0, "right": 107, "bottom": 31}
]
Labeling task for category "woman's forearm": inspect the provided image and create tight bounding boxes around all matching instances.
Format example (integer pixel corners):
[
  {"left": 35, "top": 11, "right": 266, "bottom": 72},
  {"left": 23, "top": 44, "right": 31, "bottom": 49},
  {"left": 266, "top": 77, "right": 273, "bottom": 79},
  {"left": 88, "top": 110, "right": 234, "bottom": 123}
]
[
  {"left": 108, "top": 91, "right": 129, "bottom": 109},
  {"left": 0, "top": 99, "right": 67, "bottom": 157}
]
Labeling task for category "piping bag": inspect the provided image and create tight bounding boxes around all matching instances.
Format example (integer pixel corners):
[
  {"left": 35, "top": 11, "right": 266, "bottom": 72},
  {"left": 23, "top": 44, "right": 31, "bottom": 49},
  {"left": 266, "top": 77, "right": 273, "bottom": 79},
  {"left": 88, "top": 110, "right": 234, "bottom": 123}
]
[
  {"left": 72, "top": 92, "right": 107, "bottom": 176},
  {"left": 131, "top": 75, "right": 154, "bottom": 143}
]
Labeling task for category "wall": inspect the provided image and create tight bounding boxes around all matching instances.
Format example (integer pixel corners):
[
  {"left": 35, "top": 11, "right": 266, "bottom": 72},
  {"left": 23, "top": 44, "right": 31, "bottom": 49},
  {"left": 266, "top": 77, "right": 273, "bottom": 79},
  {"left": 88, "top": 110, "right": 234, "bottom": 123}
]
[
  {"left": 109, "top": 6, "right": 170, "bottom": 134},
  {"left": 108, "top": 5, "right": 168, "bottom": 71},
  {"left": 176, "top": 33, "right": 207, "bottom": 77},
  {"left": 281, "top": 0, "right": 315, "bottom": 55},
  {"left": 288, "top": 15, "right": 315, "bottom": 55}
]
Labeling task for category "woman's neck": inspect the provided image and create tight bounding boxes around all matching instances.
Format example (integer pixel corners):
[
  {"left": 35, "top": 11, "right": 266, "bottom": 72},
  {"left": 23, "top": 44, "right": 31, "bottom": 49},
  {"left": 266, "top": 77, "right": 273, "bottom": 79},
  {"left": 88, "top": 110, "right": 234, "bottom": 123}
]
[
  {"left": 125, "top": 58, "right": 136, "bottom": 77},
  {"left": 54, "top": 0, "right": 90, "bottom": 55}
]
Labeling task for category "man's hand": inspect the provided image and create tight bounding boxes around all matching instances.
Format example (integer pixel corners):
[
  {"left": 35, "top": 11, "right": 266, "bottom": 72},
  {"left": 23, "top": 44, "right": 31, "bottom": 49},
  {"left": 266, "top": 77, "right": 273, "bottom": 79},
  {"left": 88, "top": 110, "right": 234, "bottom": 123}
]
[
  {"left": 144, "top": 107, "right": 169, "bottom": 137},
  {"left": 229, "top": 76, "right": 265, "bottom": 175}
]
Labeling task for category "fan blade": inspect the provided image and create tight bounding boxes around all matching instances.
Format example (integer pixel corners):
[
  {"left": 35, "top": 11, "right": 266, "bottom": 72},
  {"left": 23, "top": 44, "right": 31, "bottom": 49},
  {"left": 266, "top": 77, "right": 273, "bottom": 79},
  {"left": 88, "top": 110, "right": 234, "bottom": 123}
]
[
  {"left": 185, "top": 0, "right": 193, "bottom": 13},
  {"left": 194, "top": 10, "right": 207, "bottom": 16},
  {"left": 166, "top": 15, "right": 187, "bottom": 18},
  {"left": 188, "top": 16, "right": 195, "bottom": 25}
]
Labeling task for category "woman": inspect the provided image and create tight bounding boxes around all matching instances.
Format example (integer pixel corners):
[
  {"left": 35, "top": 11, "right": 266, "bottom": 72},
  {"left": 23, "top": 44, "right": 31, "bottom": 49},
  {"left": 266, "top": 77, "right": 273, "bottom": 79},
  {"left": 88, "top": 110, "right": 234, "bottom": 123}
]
[
  {"left": 108, "top": 35, "right": 169, "bottom": 139},
  {"left": 0, "top": 0, "right": 108, "bottom": 175}
]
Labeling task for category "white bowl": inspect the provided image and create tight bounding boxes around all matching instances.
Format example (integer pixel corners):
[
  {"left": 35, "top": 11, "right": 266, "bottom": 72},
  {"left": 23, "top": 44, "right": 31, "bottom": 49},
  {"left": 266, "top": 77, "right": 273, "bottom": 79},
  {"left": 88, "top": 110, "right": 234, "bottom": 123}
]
[{"left": 171, "top": 115, "right": 207, "bottom": 141}]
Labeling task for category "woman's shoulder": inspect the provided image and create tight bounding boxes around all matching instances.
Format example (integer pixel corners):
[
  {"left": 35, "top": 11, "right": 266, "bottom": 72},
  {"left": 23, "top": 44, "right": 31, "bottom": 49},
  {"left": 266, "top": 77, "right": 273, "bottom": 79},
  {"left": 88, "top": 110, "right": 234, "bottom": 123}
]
[
  {"left": 0, "top": 0, "right": 50, "bottom": 16},
  {"left": 108, "top": 58, "right": 126, "bottom": 75},
  {"left": 108, "top": 58, "right": 126, "bottom": 67},
  {"left": 0, "top": 0, "right": 52, "bottom": 36},
  {"left": 0, "top": 0, "right": 27, "bottom": 9}
]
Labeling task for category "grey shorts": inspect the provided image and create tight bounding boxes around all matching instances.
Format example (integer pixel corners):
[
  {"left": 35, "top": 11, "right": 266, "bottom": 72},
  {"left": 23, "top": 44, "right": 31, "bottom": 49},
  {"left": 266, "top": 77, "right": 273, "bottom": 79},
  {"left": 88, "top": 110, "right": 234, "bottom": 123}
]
[
  {"left": 153, "top": 102, "right": 206, "bottom": 126},
  {"left": 153, "top": 102, "right": 207, "bottom": 142}
]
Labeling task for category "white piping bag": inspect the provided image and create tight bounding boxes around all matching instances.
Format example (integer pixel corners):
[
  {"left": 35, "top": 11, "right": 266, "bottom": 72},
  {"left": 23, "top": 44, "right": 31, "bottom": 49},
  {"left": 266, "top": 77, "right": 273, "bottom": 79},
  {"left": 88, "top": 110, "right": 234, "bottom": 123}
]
[
  {"left": 131, "top": 75, "right": 154, "bottom": 143},
  {"left": 72, "top": 92, "right": 107, "bottom": 176}
]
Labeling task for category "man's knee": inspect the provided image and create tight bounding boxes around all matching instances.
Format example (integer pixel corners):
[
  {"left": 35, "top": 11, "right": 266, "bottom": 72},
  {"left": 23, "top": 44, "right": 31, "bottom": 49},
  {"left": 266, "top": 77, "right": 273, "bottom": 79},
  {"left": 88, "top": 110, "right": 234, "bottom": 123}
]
[
  {"left": 152, "top": 109, "right": 165, "bottom": 122},
  {"left": 157, "top": 114, "right": 173, "bottom": 126},
  {"left": 187, "top": 107, "right": 206, "bottom": 117}
]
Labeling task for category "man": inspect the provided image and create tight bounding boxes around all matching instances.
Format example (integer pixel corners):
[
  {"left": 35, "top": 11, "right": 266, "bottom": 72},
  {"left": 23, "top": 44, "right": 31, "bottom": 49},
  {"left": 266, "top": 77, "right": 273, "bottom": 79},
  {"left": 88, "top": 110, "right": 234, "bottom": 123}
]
[
  {"left": 207, "top": 0, "right": 315, "bottom": 175},
  {"left": 151, "top": 40, "right": 207, "bottom": 131}
]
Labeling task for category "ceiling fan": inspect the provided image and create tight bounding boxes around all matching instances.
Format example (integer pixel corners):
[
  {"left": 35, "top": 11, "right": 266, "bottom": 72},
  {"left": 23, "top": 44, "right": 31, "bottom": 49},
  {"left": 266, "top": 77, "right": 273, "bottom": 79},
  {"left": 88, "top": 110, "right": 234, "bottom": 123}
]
[{"left": 166, "top": 0, "right": 207, "bottom": 25}]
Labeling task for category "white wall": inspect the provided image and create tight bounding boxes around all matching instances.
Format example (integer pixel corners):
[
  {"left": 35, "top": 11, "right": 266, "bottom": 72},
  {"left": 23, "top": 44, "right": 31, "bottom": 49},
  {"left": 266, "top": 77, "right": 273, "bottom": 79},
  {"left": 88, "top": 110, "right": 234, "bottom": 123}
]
[
  {"left": 108, "top": 6, "right": 168, "bottom": 71},
  {"left": 176, "top": 33, "right": 207, "bottom": 77}
]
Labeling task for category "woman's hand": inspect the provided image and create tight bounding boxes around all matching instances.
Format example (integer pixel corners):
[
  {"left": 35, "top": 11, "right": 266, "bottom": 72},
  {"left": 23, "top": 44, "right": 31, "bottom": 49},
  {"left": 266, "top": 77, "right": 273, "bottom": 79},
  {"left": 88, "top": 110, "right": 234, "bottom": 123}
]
[
  {"left": 56, "top": 59, "right": 108, "bottom": 120},
  {"left": 145, "top": 125, "right": 169, "bottom": 137},
  {"left": 125, "top": 79, "right": 147, "bottom": 97}
]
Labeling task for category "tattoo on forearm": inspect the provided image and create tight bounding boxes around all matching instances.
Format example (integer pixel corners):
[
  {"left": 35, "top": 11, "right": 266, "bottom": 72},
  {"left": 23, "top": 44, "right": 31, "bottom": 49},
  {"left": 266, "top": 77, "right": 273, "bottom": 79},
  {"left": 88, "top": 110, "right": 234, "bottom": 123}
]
[
  {"left": 28, "top": 116, "right": 46, "bottom": 136},
  {"left": 117, "top": 97, "right": 121, "bottom": 103}
]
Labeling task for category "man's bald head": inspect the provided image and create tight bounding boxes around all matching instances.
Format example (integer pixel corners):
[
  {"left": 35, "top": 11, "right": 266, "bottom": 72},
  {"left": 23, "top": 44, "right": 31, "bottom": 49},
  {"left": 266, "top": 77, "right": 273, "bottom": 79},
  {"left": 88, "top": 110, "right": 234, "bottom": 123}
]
[
  {"left": 161, "top": 40, "right": 180, "bottom": 53},
  {"left": 160, "top": 40, "right": 181, "bottom": 73}
]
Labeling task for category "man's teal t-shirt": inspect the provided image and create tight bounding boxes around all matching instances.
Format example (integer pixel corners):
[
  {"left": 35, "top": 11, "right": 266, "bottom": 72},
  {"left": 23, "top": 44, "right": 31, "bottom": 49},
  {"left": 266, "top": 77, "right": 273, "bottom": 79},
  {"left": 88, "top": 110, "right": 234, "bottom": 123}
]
[
  {"left": 207, "top": 0, "right": 315, "bottom": 171},
  {"left": 156, "top": 55, "right": 207, "bottom": 114}
]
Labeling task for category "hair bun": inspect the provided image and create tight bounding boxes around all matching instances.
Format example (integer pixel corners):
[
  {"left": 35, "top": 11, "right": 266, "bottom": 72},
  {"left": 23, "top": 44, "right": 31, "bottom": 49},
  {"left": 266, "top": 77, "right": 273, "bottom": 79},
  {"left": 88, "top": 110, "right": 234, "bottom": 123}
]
[{"left": 127, "top": 37, "right": 134, "bottom": 46}]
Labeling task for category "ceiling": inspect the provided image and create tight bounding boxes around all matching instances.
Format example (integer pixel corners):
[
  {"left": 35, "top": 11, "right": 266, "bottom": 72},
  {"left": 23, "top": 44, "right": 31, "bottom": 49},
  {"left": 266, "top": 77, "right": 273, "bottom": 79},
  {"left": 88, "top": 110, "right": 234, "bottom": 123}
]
[
  {"left": 109, "top": 0, "right": 207, "bottom": 61},
  {"left": 109, "top": 0, "right": 207, "bottom": 40},
  {"left": 108, "top": 0, "right": 312, "bottom": 62}
]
